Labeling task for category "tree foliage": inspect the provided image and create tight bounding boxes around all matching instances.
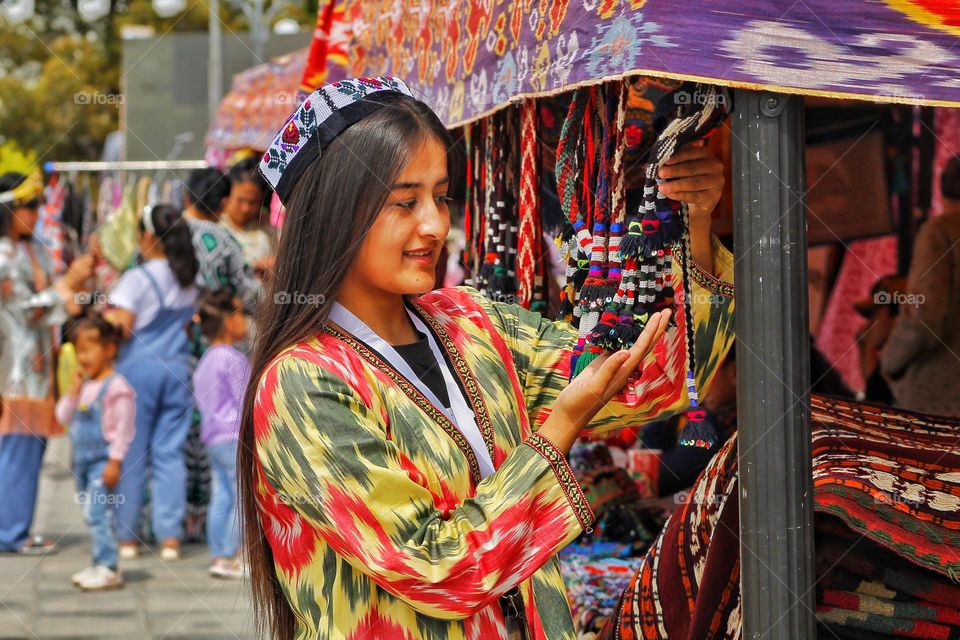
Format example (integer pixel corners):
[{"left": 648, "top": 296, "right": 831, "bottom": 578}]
[{"left": 0, "top": 0, "right": 313, "bottom": 164}]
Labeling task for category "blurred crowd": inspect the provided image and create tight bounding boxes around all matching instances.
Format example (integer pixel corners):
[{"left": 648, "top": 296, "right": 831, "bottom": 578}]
[{"left": 0, "top": 158, "right": 273, "bottom": 590}]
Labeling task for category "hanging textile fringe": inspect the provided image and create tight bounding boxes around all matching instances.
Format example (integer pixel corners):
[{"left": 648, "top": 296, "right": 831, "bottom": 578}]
[{"left": 517, "top": 99, "right": 542, "bottom": 310}]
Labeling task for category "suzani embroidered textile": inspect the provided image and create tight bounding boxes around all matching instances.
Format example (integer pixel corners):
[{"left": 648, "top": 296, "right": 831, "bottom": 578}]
[{"left": 301, "top": 0, "right": 960, "bottom": 126}]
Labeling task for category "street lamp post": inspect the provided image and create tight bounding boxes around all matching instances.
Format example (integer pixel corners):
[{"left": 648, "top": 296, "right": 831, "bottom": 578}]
[{"left": 208, "top": 0, "right": 223, "bottom": 124}]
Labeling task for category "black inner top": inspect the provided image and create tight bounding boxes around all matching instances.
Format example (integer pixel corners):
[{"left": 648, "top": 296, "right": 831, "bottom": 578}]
[{"left": 393, "top": 329, "right": 451, "bottom": 409}]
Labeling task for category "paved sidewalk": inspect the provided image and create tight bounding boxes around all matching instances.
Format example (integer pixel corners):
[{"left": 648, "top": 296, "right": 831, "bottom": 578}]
[{"left": 0, "top": 437, "right": 255, "bottom": 639}]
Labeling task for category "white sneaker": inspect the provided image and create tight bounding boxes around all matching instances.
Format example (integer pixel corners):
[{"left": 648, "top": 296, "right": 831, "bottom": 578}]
[
  {"left": 71, "top": 566, "right": 97, "bottom": 586},
  {"left": 160, "top": 545, "right": 180, "bottom": 561},
  {"left": 209, "top": 558, "right": 229, "bottom": 578},
  {"left": 118, "top": 545, "right": 140, "bottom": 560},
  {"left": 209, "top": 558, "right": 246, "bottom": 580},
  {"left": 78, "top": 565, "right": 124, "bottom": 591}
]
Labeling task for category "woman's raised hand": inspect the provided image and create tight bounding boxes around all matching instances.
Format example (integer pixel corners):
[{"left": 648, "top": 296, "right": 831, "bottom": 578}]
[{"left": 538, "top": 310, "right": 671, "bottom": 454}]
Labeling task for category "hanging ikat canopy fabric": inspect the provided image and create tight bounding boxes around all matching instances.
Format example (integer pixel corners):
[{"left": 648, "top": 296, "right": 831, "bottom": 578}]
[
  {"left": 206, "top": 49, "right": 308, "bottom": 152},
  {"left": 300, "top": 0, "right": 960, "bottom": 127}
]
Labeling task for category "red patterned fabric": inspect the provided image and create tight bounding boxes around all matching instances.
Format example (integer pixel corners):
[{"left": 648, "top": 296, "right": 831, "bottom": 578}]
[{"left": 517, "top": 99, "right": 540, "bottom": 309}]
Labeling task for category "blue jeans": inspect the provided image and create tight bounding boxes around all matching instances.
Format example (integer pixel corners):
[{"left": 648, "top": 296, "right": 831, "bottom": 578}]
[
  {"left": 0, "top": 434, "right": 46, "bottom": 551},
  {"left": 75, "top": 452, "right": 118, "bottom": 569},
  {"left": 206, "top": 440, "right": 239, "bottom": 559}
]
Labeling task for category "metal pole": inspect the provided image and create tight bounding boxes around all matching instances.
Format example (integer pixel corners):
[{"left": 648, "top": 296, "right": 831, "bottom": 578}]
[
  {"left": 43, "top": 160, "right": 209, "bottom": 172},
  {"left": 732, "top": 90, "right": 816, "bottom": 640},
  {"left": 252, "top": 0, "right": 265, "bottom": 62},
  {"left": 208, "top": 0, "right": 223, "bottom": 124}
]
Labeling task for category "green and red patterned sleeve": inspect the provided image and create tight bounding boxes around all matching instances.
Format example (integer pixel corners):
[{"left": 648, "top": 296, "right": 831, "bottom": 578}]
[
  {"left": 478, "top": 235, "right": 736, "bottom": 435},
  {"left": 253, "top": 353, "right": 594, "bottom": 620}
]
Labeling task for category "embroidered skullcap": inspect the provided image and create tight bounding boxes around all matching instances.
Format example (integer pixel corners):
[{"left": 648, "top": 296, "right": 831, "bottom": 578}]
[{"left": 260, "top": 76, "right": 415, "bottom": 205}]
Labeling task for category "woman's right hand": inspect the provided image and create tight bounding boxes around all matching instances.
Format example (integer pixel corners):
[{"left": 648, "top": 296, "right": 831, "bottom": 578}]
[{"left": 538, "top": 310, "right": 672, "bottom": 454}]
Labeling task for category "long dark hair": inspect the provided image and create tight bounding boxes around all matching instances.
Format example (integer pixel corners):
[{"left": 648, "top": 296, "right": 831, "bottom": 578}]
[
  {"left": 141, "top": 204, "right": 199, "bottom": 288},
  {"left": 238, "top": 93, "right": 458, "bottom": 640}
]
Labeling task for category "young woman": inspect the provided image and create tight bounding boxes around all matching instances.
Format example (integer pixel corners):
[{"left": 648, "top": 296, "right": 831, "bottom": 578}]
[
  {"left": 240, "top": 77, "right": 735, "bottom": 640},
  {"left": 221, "top": 158, "right": 275, "bottom": 278},
  {"left": 0, "top": 171, "right": 94, "bottom": 554},
  {"left": 105, "top": 204, "right": 199, "bottom": 560},
  {"left": 182, "top": 168, "right": 258, "bottom": 305}
]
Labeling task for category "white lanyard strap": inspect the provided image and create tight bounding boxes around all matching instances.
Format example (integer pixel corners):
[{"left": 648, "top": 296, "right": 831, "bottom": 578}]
[{"left": 328, "top": 301, "right": 495, "bottom": 477}]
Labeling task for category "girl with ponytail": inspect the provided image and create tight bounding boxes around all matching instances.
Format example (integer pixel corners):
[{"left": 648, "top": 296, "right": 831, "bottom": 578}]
[{"left": 104, "top": 204, "right": 199, "bottom": 561}]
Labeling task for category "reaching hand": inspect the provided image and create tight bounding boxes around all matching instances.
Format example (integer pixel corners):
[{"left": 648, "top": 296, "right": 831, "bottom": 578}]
[
  {"left": 539, "top": 310, "right": 672, "bottom": 454},
  {"left": 657, "top": 142, "right": 725, "bottom": 229}
]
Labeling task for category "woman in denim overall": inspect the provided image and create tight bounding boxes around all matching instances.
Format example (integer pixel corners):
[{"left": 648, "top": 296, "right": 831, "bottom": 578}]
[{"left": 106, "top": 204, "right": 198, "bottom": 560}]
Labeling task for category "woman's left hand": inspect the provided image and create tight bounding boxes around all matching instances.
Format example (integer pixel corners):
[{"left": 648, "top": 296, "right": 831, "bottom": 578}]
[{"left": 657, "top": 142, "right": 725, "bottom": 229}]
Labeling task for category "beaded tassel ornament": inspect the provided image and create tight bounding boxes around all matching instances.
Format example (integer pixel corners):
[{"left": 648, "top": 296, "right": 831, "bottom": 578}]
[
  {"left": 555, "top": 87, "right": 602, "bottom": 375},
  {"left": 463, "top": 120, "right": 486, "bottom": 289},
  {"left": 585, "top": 82, "right": 731, "bottom": 448},
  {"left": 571, "top": 85, "right": 620, "bottom": 377},
  {"left": 475, "top": 110, "right": 519, "bottom": 301}
]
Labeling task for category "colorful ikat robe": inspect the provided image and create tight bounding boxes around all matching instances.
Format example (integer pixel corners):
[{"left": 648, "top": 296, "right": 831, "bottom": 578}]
[{"left": 253, "top": 238, "right": 736, "bottom": 639}]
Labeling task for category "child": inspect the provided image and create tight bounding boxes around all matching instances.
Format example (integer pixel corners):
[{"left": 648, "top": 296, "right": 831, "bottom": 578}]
[
  {"left": 191, "top": 290, "right": 250, "bottom": 579},
  {"left": 55, "top": 314, "right": 135, "bottom": 591}
]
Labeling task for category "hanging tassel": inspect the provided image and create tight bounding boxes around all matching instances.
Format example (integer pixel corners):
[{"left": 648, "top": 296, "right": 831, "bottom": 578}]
[
  {"left": 572, "top": 345, "right": 603, "bottom": 377},
  {"left": 677, "top": 372, "right": 716, "bottom": 449},
  {"left": 678, "top": 409, "right": 717, "bottom": 449},
  {"left": 677, "top": 204, "right": 717, "bottom": 449},
  {"left": 618, "top": 217, "right": 646, "bottom": 258}
]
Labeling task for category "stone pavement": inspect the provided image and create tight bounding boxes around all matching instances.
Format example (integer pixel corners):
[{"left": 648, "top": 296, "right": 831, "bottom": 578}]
[{"left": 0, "top": 437, "right": 255, "bottom": 639}]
